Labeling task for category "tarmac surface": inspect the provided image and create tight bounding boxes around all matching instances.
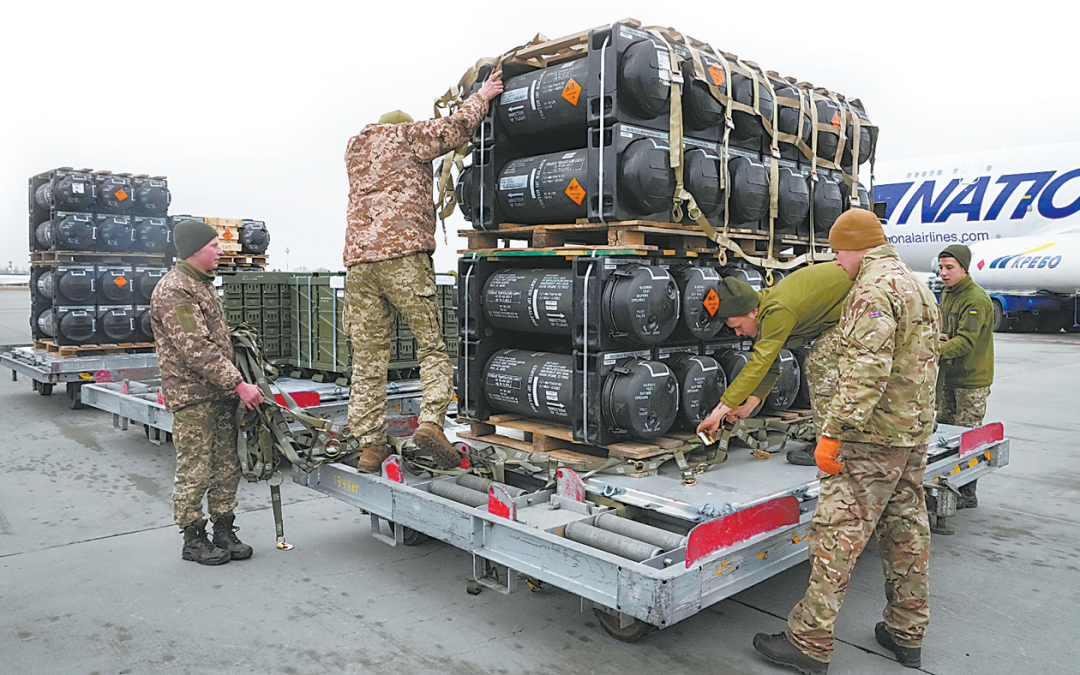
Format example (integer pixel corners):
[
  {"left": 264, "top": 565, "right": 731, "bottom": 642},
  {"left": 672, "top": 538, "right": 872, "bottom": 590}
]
[{"left": 1, "top": 286, "right": 1079, "bottom": 675}]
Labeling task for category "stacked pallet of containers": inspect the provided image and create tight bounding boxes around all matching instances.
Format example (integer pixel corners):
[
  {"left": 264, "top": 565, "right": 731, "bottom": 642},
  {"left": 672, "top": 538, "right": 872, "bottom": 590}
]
[{"left": 28, "top": 168, "right": 171, "bottom": 349}]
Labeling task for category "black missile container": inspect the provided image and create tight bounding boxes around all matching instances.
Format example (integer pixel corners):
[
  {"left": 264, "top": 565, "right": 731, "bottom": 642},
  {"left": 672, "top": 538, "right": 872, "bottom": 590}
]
[
  {"left": 658, "top": 349, "right": 727, "bottom": 431},
  {"left": 32, "top": 213, "right": 96, "bottom": 251},
  {"left": 95, "top": 174, "right": 135, "bottom": 214},
  {"left": 133, "top": 267, "right": 165, "bottom": 305},
  {"left": 130, "top": 175, "right": 171, "bottom": 216},
  {"left": 240, "top": 219, "right": 270, "bottom": 254},
  {"left": 96, "top": 215, "right": 135, "bottom": 251},
  {"left": 134, "top": 217, "right": 171, "bottom": 253},
  {"left": 98, "top": 306, "right": 137, "bottom": 344},
  {"left": 667, "top": 264, "right": 725, "bottom": 342},
  {"left": 97, "top": 266, "right": 135, "bottom": 306}
]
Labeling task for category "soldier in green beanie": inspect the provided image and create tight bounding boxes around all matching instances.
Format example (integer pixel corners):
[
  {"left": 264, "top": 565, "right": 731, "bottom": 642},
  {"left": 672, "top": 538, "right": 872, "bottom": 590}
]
[
  {"left": 936, "top": 244, "right": 994, "bottom": 512},
  {"left": 696, "top": 265, "right": 854, "bottom": 467},
  {"left": 150, "top": 220, "right": 265, "bottom": 565}
]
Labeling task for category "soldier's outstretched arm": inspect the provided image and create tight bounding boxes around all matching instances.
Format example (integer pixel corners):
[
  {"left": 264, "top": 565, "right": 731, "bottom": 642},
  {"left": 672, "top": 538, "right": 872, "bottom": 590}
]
[
  {"left": 720, "top": 308, "right": 797, "bottom": 409},
  {"left": 822, "top": 288, "right": 896, "bottom": 437},
  {"left": 406, "top": 93, "right": 490, "bottom": 163},
  {"left": 158, "top": 289, "right": 243, "bottom": 392}
]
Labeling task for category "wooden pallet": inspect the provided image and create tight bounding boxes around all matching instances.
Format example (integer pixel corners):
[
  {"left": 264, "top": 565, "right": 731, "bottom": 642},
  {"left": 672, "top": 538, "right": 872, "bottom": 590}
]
[
  {"left": 500, "top": 18, "right": 640, "bottom": 70},
  {"left": 458, "top": 413, "right": 694, "bottom": 462},
  {"left": 34, "top": 340, "right": 156, "bottom": 358},
  {"left": 30, "top": 250, "right": 171, "bottom": 265},
  {"left": 217, "top": 254, "right": 268, "bottom": 268}
]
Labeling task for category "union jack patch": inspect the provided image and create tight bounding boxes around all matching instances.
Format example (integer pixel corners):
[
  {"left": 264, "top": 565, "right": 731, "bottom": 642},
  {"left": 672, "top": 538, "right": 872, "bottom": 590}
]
[{"left": 868, "top": 310, "right": 882, "bottom": 319}]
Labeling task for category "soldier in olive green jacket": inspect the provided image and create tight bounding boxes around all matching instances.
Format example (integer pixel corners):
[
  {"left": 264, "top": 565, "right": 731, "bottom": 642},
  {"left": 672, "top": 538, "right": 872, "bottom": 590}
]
[
  {"left": 936, "top": 244, "right": 995, "bottom": 509},
  {"left": 696, "top": 264, "right": 854, "bottom": 466}
]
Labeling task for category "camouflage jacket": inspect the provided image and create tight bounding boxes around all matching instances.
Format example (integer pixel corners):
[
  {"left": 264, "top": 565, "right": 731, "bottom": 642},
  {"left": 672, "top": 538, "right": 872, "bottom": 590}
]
[
  {"left": 150, "top": 261, "right": 242, "bottom": 412},
  {"left": 821, "top": 245, "right": 941, "bottom": 446},
  {"left": 343, "top": 93, "right": 489, "bottom": 266}
]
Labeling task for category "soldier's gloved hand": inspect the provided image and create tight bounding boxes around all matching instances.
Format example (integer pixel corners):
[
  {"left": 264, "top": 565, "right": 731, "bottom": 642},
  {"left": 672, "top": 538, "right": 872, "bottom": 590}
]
[{"left": 814, "top": 437, "right": 842, "bottom": 475}]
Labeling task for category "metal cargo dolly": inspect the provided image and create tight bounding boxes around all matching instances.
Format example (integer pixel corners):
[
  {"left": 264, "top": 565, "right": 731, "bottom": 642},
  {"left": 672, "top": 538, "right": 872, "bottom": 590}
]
[{"left": 0, "top": 344, "right": 159, "bottom": 410}]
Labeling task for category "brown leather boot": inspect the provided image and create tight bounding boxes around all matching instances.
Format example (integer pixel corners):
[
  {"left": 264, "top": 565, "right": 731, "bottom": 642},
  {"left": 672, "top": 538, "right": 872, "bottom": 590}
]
[
  {"left": 412, "top": 422, "right": 461, "bottom": 470},
  {"left": 356, "top": 443, "right": 391, "bottom": 474}
]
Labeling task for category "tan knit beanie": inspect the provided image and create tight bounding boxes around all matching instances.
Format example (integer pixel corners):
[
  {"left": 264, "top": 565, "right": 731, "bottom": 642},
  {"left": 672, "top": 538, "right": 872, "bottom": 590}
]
[{"left": 828, "top": 209, "right": 886, "bottom": 251}]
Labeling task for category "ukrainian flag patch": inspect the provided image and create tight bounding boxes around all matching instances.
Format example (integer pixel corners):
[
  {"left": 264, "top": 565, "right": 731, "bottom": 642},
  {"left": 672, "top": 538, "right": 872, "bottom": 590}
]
[{"left": 968, "top": 308, "right": 979, "bottom": 315}]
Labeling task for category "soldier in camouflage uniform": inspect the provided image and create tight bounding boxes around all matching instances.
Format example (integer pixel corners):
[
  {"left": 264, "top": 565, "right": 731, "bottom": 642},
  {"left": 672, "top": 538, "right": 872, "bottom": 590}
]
[
  {"left": 936, "top": 244, "right": 994, "bottom": 510},
  {"left": 151, "top": 220, "right": 265, "bottom": 565},
  {"left": 696, "top": 265, "right": 853, "bottom": 463},
  {"left": 753, "top": 209, "right": 940, "bottom": 674},
  {"left": 342, "top": 70, "right": 504, "bottom": 473}
]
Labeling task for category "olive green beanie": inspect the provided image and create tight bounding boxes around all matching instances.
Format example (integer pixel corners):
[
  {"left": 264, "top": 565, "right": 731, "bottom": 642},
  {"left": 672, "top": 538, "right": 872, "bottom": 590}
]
[
  {"left": 173, "top": 220, "right": 219, "bottom": 259},
  {"left": 828, "top": 208, "right": 887, "bottom": 251},
  {"left": 715, "top": 276, "right": 761, "bottom": 318},
  {"left": 939, "top": 244, "right": 972, "bottom": 271},
  {"left": 378, "top": 110, "right": 414, "bottom": 125}
]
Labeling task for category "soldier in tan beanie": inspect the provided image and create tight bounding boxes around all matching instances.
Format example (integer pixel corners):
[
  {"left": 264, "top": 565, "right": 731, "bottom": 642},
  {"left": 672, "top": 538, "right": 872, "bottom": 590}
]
[{"left": 753, "top": 206, "right": 942, "bottom": 673}]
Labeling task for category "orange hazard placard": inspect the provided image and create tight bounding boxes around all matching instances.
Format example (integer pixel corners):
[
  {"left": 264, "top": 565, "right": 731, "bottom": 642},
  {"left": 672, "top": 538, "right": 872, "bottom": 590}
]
[
  {"left": 831, "top": 111, "right": 842, "bottom": 130},
  {"left": 702, "top": 287, "right": 720, "bottom": 317},
  {"left": 565, "top": 178, "right": 586, "bottom": 205},
  {"left": 562, "top": 77, "right": 582, "bottom": 106},
  {"left": 115, "top": 189, "right": 128, "bottom": 202},
  {"left": 708, "top": 64, "right": 726, "bottom": 88},
  {"left": 221, "top": 230, "right": 234, "bottom": 240},
  {"left": 114, "top": 276, "right": 127, "bottom": 288}
]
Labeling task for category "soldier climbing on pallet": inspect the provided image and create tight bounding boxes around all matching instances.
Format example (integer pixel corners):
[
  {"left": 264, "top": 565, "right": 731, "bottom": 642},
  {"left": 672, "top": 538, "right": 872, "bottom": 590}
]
[
  {"left": 150, "top": 220, "right": 265, "bottom": 565},
  {"left": 342, "top": 68, "right": 504, "bottom": 473},
  {"left": 695, "top": 263, "right": 854, "bottom": 464}
]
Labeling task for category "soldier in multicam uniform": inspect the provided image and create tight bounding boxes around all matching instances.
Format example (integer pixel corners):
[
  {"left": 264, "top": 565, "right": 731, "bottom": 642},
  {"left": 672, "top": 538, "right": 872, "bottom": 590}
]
[
  {"left": 936, "top": 244, "right": 994, "bottom": 510},
  {"left": 696, "top": 264, "right": 853, "bottom": 463},
  {"left": 151, "top": 220, "right": 265, "bottom": 566},
  {"left": 753, "top": 209, "right": 941, "bottom": 674},
  {"left": 342, "top": 70, "right": 504, "bottom": 473}
]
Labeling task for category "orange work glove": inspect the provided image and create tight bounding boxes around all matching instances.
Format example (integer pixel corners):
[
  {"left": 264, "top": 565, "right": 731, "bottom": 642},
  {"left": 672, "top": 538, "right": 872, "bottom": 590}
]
[{"left": 815, "top": 437, "right": 842, "bottom": 475}]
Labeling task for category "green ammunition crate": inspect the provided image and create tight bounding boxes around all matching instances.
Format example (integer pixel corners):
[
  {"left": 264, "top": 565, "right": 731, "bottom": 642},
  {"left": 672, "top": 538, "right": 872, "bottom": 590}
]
[
  {"left": 226, "top": 308, "right": 244, "bottom": 326},
  {"left": 397, "top": 338, "right": 415, "bottom": 361},
  {"left": 263, "top": 336, "right": 281, "bottom": 357},
  {"left": 243, "top": 308, "right": 262, "bottom": 326}
]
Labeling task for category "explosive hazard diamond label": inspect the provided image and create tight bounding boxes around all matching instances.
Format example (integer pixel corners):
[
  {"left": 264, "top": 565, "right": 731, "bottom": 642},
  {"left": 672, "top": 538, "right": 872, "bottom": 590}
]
[
  {"left": 564, "top": 178, "right": 586, "bottom": 205},
  {"left": 562, "top": 77, "right": 582, "bottom": 106},
  {"left": 703, "top": 287, "right": 720, "bottom": 317},
  {"left": 115, "top": 189, "right": 128, "bottom": 202},
  {"left": 220, "top": 230, "right": 234, "bottom": 240},
  {"left": 831, "top": 111, "right": 842, "bottom": 130},
  {"left": 114, "top": 276, "right": 127, "bottom": 288},
  {"left": 708, "top": 64, "right": 726, "bottom": 88}
]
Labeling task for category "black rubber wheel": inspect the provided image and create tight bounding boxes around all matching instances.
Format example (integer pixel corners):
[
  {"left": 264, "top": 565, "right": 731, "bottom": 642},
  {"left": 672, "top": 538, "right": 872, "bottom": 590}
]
[
  {"left": 66, "top": 383, "right": 85, "bottom": 410},
  {"left": 401, "top": 526, "right": 429, "bottom": 546},
  {"left": 992, "top": 299, "right": 1008, "bottom": 332},
  {"left": 38, "top": 382, "right": 54, "bottom": 396},
  {"left": 1013, "top": 311, "right": 1039, "bottom": 333},
  {"left": 593, "top": 608, "right": 658, "bottom": 643}
]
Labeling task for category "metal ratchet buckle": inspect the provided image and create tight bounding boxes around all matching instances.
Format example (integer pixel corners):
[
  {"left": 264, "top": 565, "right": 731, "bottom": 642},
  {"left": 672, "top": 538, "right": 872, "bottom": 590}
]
[
  {"left": 752, "top": 449, "right": 772, "bottom": 460},
  {"left": 276, "top": 537, "right": 294, "bottom": 551}
]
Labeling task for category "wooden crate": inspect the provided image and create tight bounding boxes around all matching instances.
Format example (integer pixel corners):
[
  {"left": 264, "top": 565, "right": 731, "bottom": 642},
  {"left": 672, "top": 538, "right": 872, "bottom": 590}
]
[
  {"left": 217, "top": 253, "right": 269, "bottom": 268},
  {"left": 205, "top": 217, "right": 242, "bottom": 252},
  {"left": 34, "top": 340, "right": 156, "bottom": 358},
  {"left": 30, "top": 251, "right": 170, "bottom": 266}
]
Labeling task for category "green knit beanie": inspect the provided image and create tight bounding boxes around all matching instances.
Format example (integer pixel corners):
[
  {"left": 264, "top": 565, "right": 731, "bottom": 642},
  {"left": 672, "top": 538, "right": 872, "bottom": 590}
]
[
  {"left": 715, "top": 277, "right": 761, "bottom": 318},
  {"left": 378, "top": 110, "right": 414, "bottom": 125},
  {"left": 174, "top": 220, "right": 219, "bottom": 259},
  {"left": 939, "top": 244, "right": 972, "bottom": 271}
]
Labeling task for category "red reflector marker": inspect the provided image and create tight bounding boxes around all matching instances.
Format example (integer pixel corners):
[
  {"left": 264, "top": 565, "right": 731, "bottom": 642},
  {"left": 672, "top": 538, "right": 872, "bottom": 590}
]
[
  {"left": 686, "top": 496, "right": 800, "bottom": 568},
  {"left": 274, "top": 391, "right": 320, "bottom": 408},
  {"left": 959, "top": 422, "right": 1004, "bottom": 458}
]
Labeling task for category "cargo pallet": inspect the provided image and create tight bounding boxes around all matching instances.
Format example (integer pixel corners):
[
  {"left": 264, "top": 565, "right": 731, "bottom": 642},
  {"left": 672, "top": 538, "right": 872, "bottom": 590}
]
[
  {"left": 29, "top": 250, "right": 171, "bottom": 266},
  {"left": 33, "top": 339, "right": 156, "bottom": 358},
  {"left": 217, "top": 254, "right": 269, "bottom": 268},
  {"left": 0, "top": 344, "right": 159, "bottom": 410},
  {"left": 460, "top": 221, "right": 831, "bottom": 262},
  {"left": 293, "top": 420, "right": 1008, "bottom": 641}
]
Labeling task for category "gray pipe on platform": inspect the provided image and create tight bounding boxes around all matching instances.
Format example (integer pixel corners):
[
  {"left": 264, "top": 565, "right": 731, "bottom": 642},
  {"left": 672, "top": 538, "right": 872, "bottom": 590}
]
[
  {"left": 429, "top": 480, "right": 489, "bottom": 507},
  {"left": 458, "top": 474, "right": 526, "bottom": 498},
  {"left": 594, "top": 513, "right": 688, "bottom": 552},
  {"left": 564, "top": 521, "right": 662, "bottom": 562}
]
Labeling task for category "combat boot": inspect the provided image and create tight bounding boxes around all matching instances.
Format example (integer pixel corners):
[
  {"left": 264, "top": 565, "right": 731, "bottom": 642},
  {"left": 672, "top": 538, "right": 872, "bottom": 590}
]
[
  {"left": 412, "top": 422, "right": 461, "bottom": 470},
  {"left": 875, "top": 622, "right": 922, "bottom": 668},
  {"left": 212, "top": 512, "right": 253, "bottom": 560},
  {"left": 957, "top": 480, "right": 978, "bottom": 509},
  {"left": 181, "top": 519, "right": 231, "bottom": 566},
  {"left": 786, "top": 445, "right": 816, "bottom": 466},
  {"left": 752, "top": 633, "right": 828, "bottom": 675},
  {"left": 356, "top": 443, "right": 390, "bottom": 474}
]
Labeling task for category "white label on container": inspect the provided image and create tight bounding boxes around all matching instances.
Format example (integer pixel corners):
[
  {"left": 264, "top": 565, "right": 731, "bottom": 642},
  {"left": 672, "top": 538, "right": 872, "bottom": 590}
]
[
  {"left": 562, "top": 152, "right": 577, "bottom": 159},
  {"left": 501, "top": 87, "right": 528, "bottom": 105},
  {"left": 329, "top": 276, "right": 345, "bottom": 289},
  {"left": 620, "top": 25, "right": 652, "bottom": 41},
  {"left": 213, "top": 276, "right": 223, "bottom": 287},
  {"left": 499, "top": 175, "right": 529, "bottom": 190},
  {"left": 72, "top": 183, "right": 84, "bottom": 194}
]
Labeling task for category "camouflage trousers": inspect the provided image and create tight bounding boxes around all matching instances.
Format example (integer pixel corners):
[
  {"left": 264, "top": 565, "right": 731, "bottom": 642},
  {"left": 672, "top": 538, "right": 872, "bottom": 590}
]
[
  {"left": 805, "top": 324, "right": 842, "bottom": 440},
  {"left": 172, "top": 398, "right": 240, "bottom": 529},
  {"left": 937, "top": 383, "right": 990, "bottom": 427},
  {"left": 787, "top": 441, "right": 931, "bottom": 662},
  {"left": 344, "top": 252, "right": 453, "bottom": 446}
]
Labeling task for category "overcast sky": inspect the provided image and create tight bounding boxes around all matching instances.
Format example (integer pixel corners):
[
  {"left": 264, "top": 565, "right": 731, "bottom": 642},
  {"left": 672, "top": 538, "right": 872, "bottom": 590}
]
[{"left": 1, "top": 1, "right": 1072, "bottom": 273}]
